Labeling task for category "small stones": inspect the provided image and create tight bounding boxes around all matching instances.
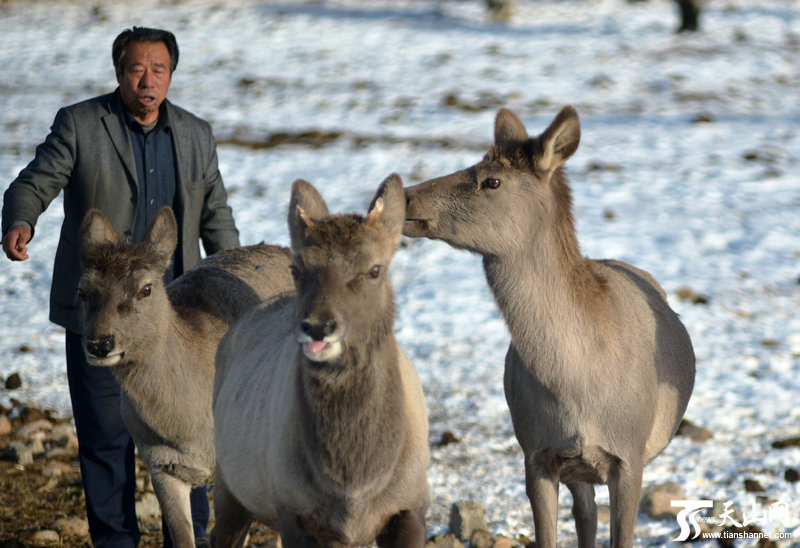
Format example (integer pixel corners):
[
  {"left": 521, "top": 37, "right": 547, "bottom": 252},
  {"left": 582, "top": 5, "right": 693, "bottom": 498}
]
[
  {"left": 2, "top": 412, "right": 78, "bottom": 465},
  {"left": 490, "top": 536, "right": 514, "bottom": 548},
  {"left": 516, "top": 534, "right": 535, "bottom": 547},
  {"left": 5, "top": 440, "right": 34, "bottom": 465},
  {"left": 0, "top": 413, "right": 12, "bottom": 435},
  {"left": 676, "top": 418, "right": 713, "bottom": 442},
  {"left": 640, "top": 481, "right": 684, "bottom": 520},
  {"left": 744, "top": 479, "right": 766, "bottom": 493},
  {"left": 691, "top": 112, "right": 715, "bottom": 123},
  {"left": 5, "top": 372, "right": 22, "bottom": 390},
  {"left": 13, "top": 419, "right": 53, "bottom": 441},
  {"left": 42, "top": 461, "right": 74, "bottom": 478},
  {"left": 19, "top": 406, "right": 49, "bottom": 424},
  {"left": 771, "top": 436, "right": 800, "bottom": 449},
  {"left": 28, "top": 431, "right": 47, "bottom": 454},
  {"left": 441, "top": 502, "right": 516, "bottom": 547},
  {"left": 675, "top": 286, "right": 710, "bottom": 305},
  {"left": 712, "top": 499, "right": 744, "bottom": 525},
  {"left": 53, "top": 516, "right": 90, "bottom": 538},
  {"left": 48, "top": 423, "right": 79, "bottom": 452},
  {"left": 20, "top": 530, "right": 60, "bottom": 547},
  {"left": 449, "top": 501, "right": 489, "bottom": 542},
  {"left": 469, "top": 529, "right": 493, "bottom": 548},
  {"left": 469, "top": 530, "right": 514, "bottom": 548},
  {"left": 135, "top": 492, "right": 162, "bottom": 521},
  {"left": 427, "top": 529, "right": 529, "bottom": 548},
  {"left": 435, "top": 431, "right": 461, "bottom": 447},
  {"left": 425, "top": 533, "right": 465, "bottom": 548}
]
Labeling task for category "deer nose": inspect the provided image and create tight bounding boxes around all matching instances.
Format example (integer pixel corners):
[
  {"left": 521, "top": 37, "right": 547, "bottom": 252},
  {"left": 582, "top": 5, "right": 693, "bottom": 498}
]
[
  {"left": 300, "top": 318, "right": 338, "bottom": 341},
  {"left": 86, "top": 335, "right": 115, "bottom": 358}
]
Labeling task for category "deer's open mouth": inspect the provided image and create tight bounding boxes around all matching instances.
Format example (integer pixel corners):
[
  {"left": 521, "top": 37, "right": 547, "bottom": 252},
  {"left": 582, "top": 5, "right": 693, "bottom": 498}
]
[
  {"left": 300, "top": 338, "right": 345, "bottom": 363},
  {"left": 85, "top": 351, "right": 125, "bottom": 367}
]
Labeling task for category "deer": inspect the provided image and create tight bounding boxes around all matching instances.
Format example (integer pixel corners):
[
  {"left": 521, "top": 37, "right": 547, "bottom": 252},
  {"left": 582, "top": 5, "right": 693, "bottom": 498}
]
[
  {"left": 403, "top": 106, "right": 696, "bottom": 548},
  {"left": 211, "top": 175, "right": 430, "bottom": 548},
  {"left": 77, "top": 206, "right": 294, "bottom": 548}
]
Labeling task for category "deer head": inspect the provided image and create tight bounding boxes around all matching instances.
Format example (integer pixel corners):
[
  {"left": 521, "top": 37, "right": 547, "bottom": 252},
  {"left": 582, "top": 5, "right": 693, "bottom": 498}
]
[{"left": 288, "top": 174, "right": 405, "bottom": 364}]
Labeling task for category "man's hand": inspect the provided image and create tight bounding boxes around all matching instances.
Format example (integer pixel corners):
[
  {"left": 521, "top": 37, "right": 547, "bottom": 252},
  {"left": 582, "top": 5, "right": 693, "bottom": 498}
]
[{"left": 2, "top": 225, "right": 32, "bottom": 261}]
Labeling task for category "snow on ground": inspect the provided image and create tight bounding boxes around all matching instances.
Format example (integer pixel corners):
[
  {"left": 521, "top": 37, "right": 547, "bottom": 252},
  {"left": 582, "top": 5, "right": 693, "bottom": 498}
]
[{"left": 1, "top": 0, "right": 799, "bottom": 544}]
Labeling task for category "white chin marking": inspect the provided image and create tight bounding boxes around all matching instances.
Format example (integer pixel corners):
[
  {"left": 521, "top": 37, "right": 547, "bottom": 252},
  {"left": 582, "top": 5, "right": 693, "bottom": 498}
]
[
  {"left": 85, "top": 353, "right": 123, "bottom": 367},
  {"left": 303, "top": 340, "right": 344, "bottom": 363}
]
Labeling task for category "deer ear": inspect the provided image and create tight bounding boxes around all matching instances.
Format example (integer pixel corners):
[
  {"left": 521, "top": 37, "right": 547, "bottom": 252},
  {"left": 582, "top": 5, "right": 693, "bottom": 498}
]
[
  {"left": 289, "top": 179, "right": 329, "bottom": 251},
  {"left": 366, "top": 173, "right": 405, "bottom": 245},
  {"left": 536, "top": 105, "right": 580, "bottom": 175},
  {"left": 143, "top": 207, "right": 179, "bottom": 260},
  {"left": 78, "top": 209, "right": 120, "bottom": 261},
  {"left": 495, "top": 108, "right": 529, "bottom": 151}
]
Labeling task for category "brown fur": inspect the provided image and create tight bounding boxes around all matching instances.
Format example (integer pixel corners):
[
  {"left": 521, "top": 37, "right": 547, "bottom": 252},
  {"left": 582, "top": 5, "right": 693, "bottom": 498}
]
[
  {"left": 403, "top": 107, "right": 695, "bottom": 548},
  {"left": 212, "top": 175, "right": 430, "bottom": 548},
  {"left": 77, "top": 207, "right": 293, "bottom": 548}
]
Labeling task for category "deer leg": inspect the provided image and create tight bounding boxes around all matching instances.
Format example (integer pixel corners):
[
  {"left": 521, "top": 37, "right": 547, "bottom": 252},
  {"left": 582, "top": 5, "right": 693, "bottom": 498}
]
[
  {"left": 209, "top": 475, "right": 252, "bottom": 548},
  {"left": 150, "top": 470, "right": 194, "bottom": 548},
  {"left": 376, "top": 508, "right": 427, "bottom": 548},
  {"left": 526, "top": 462, "right": 560, "bottom": 548},
  {"left": 607, "top": 457, "right": 643, "bottom": 548},
  {"left": 567, "top": 481, "right": 597, "bottom": 548}
]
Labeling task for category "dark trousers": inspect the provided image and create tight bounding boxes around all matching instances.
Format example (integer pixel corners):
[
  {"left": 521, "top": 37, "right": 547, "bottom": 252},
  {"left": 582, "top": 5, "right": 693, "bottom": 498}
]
[{"left": 66, "top": 331, "right": 209, "bottom": 547}]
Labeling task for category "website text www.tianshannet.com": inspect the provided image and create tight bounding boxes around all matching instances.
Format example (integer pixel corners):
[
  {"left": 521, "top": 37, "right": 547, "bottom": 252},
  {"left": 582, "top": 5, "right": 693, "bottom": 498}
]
[{"left": 697, "top": 530, "right": 794, "bottom": 541}]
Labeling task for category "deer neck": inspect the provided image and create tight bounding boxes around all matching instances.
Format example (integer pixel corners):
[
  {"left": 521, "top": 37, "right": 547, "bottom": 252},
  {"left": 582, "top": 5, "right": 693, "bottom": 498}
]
[
  {"left": 110, "top": 303, "right": 189, "bottom": 401},
  {"left": 482, "top": 218, "right": 607, "bottom": 374},
  {"left": 298, "top": 335, "right": 405, "bottom": 491},
  {"left": 110, "top": 301, "right": 216, "bottom": 446}
]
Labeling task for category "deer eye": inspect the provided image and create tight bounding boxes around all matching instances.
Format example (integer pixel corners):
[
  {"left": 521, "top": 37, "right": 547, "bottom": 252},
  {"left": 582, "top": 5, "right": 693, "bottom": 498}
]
[
  {"left": 289, "top": 265, "right": 299, "bottom": 280},
  {"left": 483, "top": 177, "right": 501, "bottom": 190},
  {"left": 368, "top": 265, "right": 382, "bottom": 279},
  {"left": 76, "top": 288, "right": 87, "bottom": 301},
  {"left": 138, "top": 284, "right": 152, "bottom": 299}
]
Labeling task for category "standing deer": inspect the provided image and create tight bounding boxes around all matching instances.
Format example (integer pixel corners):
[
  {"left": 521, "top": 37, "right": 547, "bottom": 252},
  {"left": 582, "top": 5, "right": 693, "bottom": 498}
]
[
  {"left": 403, "top": 107, "right": 695, "bottom": 548},
  {"left": 77, "top": 207, "right": 294, "bottom": 548},
  {"left": 212, "top": 175, "right": 430, "bottom": 548}
]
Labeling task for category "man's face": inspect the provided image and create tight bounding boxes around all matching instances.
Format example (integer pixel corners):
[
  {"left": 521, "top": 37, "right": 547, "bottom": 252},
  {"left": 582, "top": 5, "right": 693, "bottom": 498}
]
[{"left": 117, "top": 40, "right": 172, "bottom": 124}]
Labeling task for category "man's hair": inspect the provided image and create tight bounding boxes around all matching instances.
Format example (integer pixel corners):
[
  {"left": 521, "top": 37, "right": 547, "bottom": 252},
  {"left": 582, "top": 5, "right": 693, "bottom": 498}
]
[{"left": 112, "top": 27, "right": 179, "bottom": 75}]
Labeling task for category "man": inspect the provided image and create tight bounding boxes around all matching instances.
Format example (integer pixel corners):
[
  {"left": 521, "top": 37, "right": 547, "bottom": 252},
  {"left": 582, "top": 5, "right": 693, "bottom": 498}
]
[{"left": 2, "top": 27, "right": 238, "bottom": 547}]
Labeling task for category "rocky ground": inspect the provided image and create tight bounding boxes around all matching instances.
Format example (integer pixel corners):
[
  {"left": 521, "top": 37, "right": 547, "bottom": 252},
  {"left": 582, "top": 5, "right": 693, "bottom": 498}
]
[
  {"left": 0, "top": 375, "right": 532, "bottom": 548},
  {"left": 0, "top": 373, "right": 285, "bottom": 548},
  {"left": 2, "top": 370, "right": 794, "bottom": 548}
]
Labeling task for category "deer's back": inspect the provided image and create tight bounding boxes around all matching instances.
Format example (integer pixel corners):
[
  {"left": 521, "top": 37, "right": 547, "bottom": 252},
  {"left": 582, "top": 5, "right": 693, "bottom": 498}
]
[
  {"left": 194, "top": 243, "right": 293, "bottom": 300},
  {"left": 168, "top": 243, "right": 293, "bottom": 332}
]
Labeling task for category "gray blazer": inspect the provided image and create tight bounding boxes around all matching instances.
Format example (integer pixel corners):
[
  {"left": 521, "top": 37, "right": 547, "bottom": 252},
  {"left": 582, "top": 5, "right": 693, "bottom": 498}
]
[{"left": 2, "top": 89, "right": 240, "bottom": 333}]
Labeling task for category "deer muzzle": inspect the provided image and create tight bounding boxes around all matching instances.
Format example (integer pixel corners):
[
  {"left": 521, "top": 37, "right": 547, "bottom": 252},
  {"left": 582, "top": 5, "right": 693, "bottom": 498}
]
[
  {"left": 84, "top": 335, "right": 124, "bottom": 366},
  {"left": 296, "top": 317, "right": 345, "bottom": 363}
]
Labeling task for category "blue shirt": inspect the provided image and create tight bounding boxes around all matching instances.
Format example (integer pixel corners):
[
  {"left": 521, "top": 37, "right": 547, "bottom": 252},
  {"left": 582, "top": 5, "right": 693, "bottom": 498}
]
[{"left": 121, "top": 96, "right": 182, "bottom": 282}]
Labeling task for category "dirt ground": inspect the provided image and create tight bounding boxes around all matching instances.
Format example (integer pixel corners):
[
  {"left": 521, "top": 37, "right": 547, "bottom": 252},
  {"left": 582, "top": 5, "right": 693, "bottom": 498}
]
[
  {"left": 0, "top": 421, "right": 279, "bottom": 548},
  {"left": 0, "top": 456, "right": 92, "bottom": 547}
]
